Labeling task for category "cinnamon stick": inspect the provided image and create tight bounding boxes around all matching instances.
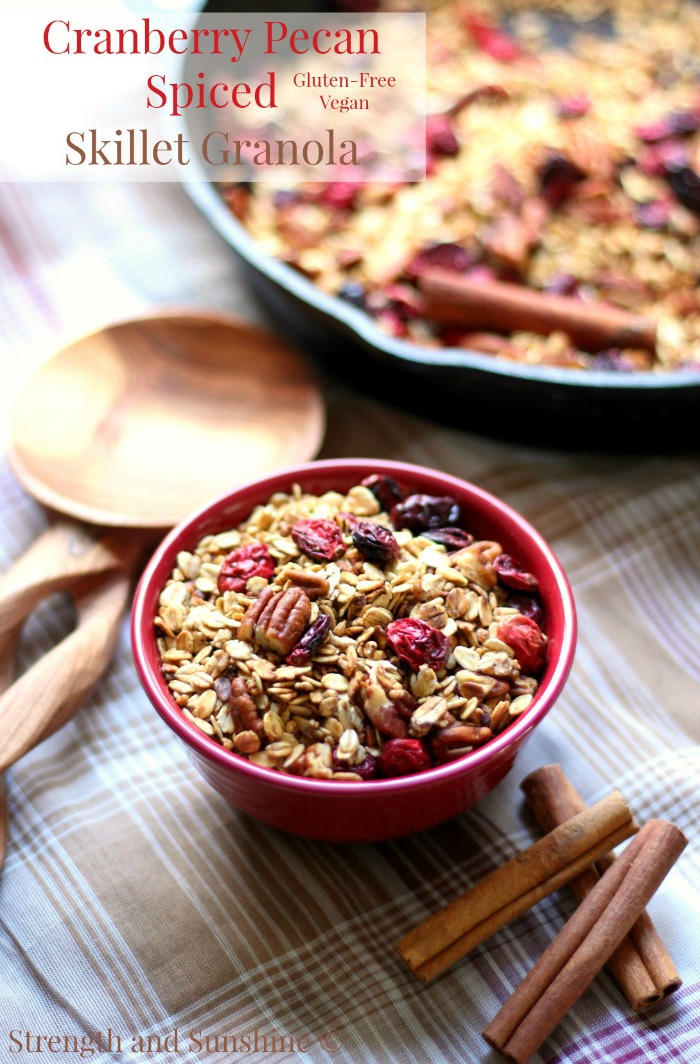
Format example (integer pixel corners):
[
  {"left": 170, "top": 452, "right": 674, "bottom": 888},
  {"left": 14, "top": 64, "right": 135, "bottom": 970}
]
[
  {"left": 523, "top": 765, "right": 681, "bottom": 1009},
  {"left": 483, "top": 819, "right": 687, "bottom": 1064},
  {"left": 419, "top": 269, "right": 658, "bottom": 353},
  {"left": 397, "top": 791, "right": 637, "bottom": 983}
]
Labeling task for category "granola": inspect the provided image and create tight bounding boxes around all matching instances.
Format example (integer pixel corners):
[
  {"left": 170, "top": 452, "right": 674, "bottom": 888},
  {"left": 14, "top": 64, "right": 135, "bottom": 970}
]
[
  {"left": 221, "top": 0, "right": 700, "bottom": 371},
  {"left": 155, "top": 477, "right": 547, "bottom": 781}
]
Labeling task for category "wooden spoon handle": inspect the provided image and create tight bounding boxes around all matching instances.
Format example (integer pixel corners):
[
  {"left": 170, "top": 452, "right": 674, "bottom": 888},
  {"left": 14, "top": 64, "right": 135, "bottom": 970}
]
[
  {"left": 0, "top": 521, "right": 124, "bottom": 638},
  {"left": 0, "top": 774, "right": 7, "bottom": 870},
  {"left": 0, "top": 567, "right": 133, "bottom": 773},
  {"left": 0, "top": 627, "right": 20, "bottom": 870}
]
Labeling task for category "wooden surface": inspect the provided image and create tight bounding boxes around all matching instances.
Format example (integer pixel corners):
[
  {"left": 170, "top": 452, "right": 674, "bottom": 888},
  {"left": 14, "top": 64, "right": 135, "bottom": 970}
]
[{"left": 8, "top": 314, "right": 325, "bottom": 528}]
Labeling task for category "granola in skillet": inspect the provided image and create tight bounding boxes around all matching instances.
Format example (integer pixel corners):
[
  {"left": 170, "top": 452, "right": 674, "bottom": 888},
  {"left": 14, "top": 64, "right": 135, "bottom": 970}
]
[
  {"left": 155, "top": 477, "right": 546, "bottom": 781},
  {"left": 221, "top": 0, "right": 700, "bottom": 370}
]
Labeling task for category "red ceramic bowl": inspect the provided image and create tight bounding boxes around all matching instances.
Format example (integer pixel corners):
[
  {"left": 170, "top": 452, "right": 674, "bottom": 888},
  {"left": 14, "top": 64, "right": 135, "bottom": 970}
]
[{"left": 131, "top": 459, "right": 576, "bottom": 843}]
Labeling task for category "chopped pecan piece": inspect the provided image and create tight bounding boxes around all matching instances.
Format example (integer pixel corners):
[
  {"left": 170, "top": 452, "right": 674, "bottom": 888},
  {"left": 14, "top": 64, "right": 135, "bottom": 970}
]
[
  {"left": 279, "top": 567, "right": 330, "bottom": 599},
  {"left": 229, "top": 677, "right": 264, "bottom": 737},
  {"left": 362, "top": 683, "right": 409, "bottom": 738},
  {"left": 388, "top": 687, "right": 419, "bottom": 720},
  {"left": 255, "top": 586, "right": 312, "bottom": 656},
  {"left": 431, "top": 722, "right": 493, "bottom": 762}
]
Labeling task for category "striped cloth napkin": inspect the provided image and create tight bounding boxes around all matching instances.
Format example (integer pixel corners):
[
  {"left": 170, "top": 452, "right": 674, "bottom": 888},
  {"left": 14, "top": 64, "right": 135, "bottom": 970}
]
[{"left": 0, "top": 178, "right": 698, "bottom": 1064}]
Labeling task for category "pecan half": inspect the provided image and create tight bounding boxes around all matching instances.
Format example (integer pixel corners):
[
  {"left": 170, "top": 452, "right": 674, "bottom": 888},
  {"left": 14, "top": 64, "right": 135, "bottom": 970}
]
[
  {"left": 230, "top": 677, "right": 263, "bottom": 737},
  {"left": 238, "top": 585, "right": 276, "bottom": 644},
  {"left": 255, "top": 586, "right": 312, "bottom": 656}
]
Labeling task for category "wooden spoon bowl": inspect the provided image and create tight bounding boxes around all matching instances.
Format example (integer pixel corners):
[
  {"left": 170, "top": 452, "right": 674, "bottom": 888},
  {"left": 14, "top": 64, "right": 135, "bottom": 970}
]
[{"left": 9, "top": 313, "right": 325, "bottom": 528}]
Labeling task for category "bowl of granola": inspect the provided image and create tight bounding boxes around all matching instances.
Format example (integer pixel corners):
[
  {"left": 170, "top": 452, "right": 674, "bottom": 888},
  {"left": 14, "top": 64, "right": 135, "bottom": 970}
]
[
  {"left": 131, "top": 459, "right": 576, "bottom": 842},
  {"left": 182, "top": 0, "right": 700, "bottom": 446}
]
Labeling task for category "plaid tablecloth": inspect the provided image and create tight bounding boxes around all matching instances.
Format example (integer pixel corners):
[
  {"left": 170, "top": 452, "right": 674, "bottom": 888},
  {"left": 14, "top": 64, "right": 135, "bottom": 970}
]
[{"left": 0, "top": 177, "right": 698, "bottom": 1064}]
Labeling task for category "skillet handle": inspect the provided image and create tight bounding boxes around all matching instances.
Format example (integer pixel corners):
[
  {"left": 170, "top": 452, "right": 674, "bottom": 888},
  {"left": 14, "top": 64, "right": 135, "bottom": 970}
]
[
  {"left": 0, "top": 563, "right": 135, "bottom": 773},
  {"left": 0, "top": 521, "right": 124, "bottom": 638}
]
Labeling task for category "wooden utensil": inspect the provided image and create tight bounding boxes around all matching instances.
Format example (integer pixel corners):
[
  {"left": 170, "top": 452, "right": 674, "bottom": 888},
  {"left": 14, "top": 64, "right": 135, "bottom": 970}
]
[
  {"left": 0, "top": 628, "right": 19, "bottom": 869},
  {"left": 0, "top": 313, "right": 324, "bottom": 773}
]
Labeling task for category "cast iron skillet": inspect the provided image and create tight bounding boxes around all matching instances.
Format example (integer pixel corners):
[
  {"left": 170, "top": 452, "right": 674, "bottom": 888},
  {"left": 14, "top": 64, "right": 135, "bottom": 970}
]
[{"left": 182, "top": 0, "right": 700, "bottom": 449}]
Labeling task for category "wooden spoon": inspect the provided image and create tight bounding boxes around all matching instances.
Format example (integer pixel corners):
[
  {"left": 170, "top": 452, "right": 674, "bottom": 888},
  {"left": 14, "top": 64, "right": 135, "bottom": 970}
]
[
  {"left": 0, "top": 628, "right": 19, "bottom": 869},
  {"left": 9, "top": 313, "right": 324, "bottom": 528},
  {"left": 0, "top": 313, "right": 324, "bottom": 771}
]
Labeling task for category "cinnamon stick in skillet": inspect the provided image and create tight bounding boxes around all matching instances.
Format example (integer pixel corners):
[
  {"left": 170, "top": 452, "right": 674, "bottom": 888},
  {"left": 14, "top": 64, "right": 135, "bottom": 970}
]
[
  {"left": 419, "top": 269, "right": 658, "bottom": 353},
  {"left": 522, "top": 764, "right": 682, "bottom": 1009}
]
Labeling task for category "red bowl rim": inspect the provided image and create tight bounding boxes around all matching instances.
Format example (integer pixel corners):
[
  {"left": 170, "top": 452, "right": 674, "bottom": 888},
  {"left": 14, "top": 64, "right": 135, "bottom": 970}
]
[{"left": 131, "top": 458, "right": 577, "bottom": 799}]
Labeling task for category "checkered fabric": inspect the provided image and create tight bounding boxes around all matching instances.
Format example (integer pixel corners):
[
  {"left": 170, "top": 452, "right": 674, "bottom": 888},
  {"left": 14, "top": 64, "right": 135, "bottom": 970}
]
[{"left": 0, "top": 178, "right": 698, "bottom": 1064}]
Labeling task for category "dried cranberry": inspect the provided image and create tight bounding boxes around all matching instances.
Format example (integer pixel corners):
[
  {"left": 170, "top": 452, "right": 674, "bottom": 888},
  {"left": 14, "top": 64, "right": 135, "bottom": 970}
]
[
  {"left": 286, "top": 614, "right": 332, "bottom": 666},
  {"left": 318, "top": 183, "right": 359, "bottom": 211},
  {"left": 406, "top": 241, "right": 474, "bottom": 279},
  {"left": 543, "top": 272, "right": 580, "bottom": 297},
  {"left": 537, "top": 152, "right": 585, "bottom": 208},
  {"left": 668, "top": 109, "right": 700, "bottom": 135},
  {"left": 557, "top": 94, "right": 590, "bottom": 119},
  {"left": 424, "top": 527, "right": 474, "bottom": 551},
  {"left": 361, "top": 474, "right": 408, "bottom": 512},
  {"left": 338, "top": 282, "right": 367, "bottom": 309},
  {"left": 636, "top": 141, "right": 688, "bottom": 178},
  {"left": 464, "top": 14, "right": 521, "bottom": 62},
  {"left": 465, "top": 264, "right": 498, "bottom": 284},
  {"left": 426, "top": 115, "right": 460, "bottom": 157},
  {"left": 634, "top": 200, "right": 671, "bottom": 229},
  {"left": 506, "top": 593, "right": 543, "bottom": 626},
  {"left": 386, "top": 618, "right": 450, "bottom": 671},
  {"left": 378, "top": 738, "right": 433, "bottom": 778},
  {"left": 591, "top": 350, "right": 641, "bottom": 372},
  {"left": 391, "top": 494, "right": 461, "bottom": 533},
  {"left": 497, "top": 615, "right": 546, "bottom": 674},
  {"left": 493, "top": 554, "right": 538, "bottom": 592},
  {"left": 634, "top": 118, "right": 675, "bottom": 144},
  {"left": 667, "top": 166, "right": 700, "bottom": 215},
  {"left": 383, "top": 284, "right": 424, "bottom": 320},
  {"left": 450, "top": 84, "right": 510, "bottom": 117},
  {"left": 217, "top": 543, "right": 275, "bottom": 593},
  {"left": 351, "top": 521, "right": 400, "bottom": 566},
  {"left": 332, "top": 750, "right": 378, "bottom": 780},
  {"left": 439, "top": 327, "right": 470, "bottom": 347},
  {"left": 273, "top": 189, "right": 302, "bottom": 208},
  {"left": 291, "top": 518, "right": 345, "bottom": 562},
  {"left": 635, "top": 108, "right": 700, "bottom": 143},
  {"left": 376, "top": 309, "right": 408, "bottom": 337}
]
